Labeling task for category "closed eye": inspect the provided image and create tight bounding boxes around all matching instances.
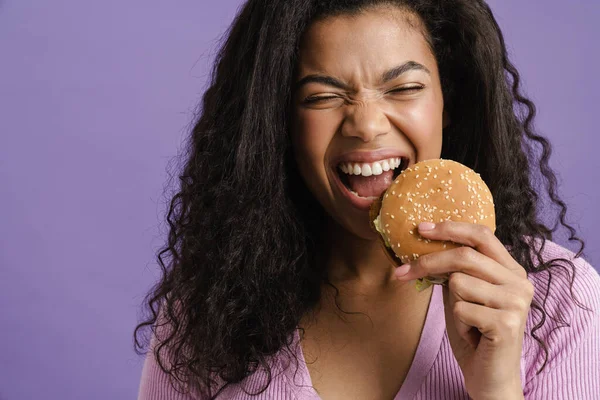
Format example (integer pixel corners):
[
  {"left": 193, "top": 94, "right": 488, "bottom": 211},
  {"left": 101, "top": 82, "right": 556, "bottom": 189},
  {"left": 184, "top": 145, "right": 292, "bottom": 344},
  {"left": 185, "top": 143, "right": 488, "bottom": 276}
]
[
  {"left": 387, "top": 85, "right": 424, "bottom": 94},
  {"left": 302, "top": 85, "right": 425, "bottom": 104},
  {"left": 302, "top": 95, "right": 341, "bottom": 104}
]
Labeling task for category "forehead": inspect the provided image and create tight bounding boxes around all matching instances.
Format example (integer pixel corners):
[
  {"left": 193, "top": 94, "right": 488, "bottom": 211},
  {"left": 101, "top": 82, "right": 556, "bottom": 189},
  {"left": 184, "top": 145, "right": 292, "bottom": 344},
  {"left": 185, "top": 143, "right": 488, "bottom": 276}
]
[{"left": 297, "top": 7, "right": 435, "bottom": 79}]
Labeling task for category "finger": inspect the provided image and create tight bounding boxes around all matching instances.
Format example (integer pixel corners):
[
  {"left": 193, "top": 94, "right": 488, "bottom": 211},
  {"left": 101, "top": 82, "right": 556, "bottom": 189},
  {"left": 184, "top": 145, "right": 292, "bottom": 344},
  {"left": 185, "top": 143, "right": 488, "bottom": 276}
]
[
  {"left": 453, "top": 301, "right": 526, "bottom": 344},
  {"left": 395, "top": 245, "right": 515, "bottom": 285},
  {"left": 447, "top": 272, "right": 533, "bottom": 312},
  {"left": 417, "top": 221, "right": 526, "bottom": 278},
  {"left": 443, "top": 282, "right": 480, "bottom": 349}
]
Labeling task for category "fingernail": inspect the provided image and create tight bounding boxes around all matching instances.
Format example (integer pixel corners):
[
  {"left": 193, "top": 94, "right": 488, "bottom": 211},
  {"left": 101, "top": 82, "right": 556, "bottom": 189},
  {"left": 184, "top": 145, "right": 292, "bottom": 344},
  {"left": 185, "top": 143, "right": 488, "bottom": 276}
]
[
  {"left": 419, "top": 222, "right": 436, "bottom": 231},
  {"left": 394, "top": 264, "right": 411, "bottom": 278}
]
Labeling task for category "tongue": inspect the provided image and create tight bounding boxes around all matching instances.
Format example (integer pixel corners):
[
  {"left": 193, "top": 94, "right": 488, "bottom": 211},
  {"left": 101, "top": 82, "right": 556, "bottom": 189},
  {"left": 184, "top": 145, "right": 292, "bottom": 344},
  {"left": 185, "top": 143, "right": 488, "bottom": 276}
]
[{"left": 347, "top": 170, "right": 394, "bottom": 198}]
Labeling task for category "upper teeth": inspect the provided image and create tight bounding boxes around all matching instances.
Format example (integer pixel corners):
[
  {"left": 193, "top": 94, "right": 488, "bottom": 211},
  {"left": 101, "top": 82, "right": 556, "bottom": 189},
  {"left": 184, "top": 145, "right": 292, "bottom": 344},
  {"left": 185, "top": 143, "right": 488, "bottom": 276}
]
[{"left": 339, "top": 157, "right": 402, "bottom": 177}]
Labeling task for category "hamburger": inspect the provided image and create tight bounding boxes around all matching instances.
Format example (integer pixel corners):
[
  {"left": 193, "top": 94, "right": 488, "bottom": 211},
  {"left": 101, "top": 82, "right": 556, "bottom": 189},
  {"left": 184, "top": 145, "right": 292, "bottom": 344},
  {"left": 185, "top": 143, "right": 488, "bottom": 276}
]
[{"left": 369, "top": 158, "right": 496, "bottom": 291}]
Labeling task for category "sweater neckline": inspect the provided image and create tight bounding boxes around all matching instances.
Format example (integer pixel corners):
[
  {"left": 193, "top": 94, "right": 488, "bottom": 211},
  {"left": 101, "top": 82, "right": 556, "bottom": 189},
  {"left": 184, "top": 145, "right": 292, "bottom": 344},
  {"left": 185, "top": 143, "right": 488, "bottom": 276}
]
[{"left": 292, "top": 283, "right": 446, "bottom": 399}]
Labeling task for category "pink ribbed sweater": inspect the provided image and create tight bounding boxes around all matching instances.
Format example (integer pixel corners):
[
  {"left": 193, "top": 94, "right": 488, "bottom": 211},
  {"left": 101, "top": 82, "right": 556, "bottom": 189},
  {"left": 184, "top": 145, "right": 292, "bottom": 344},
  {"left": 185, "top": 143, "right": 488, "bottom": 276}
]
[{"left": 138, "top": 240, "right": 600, "bottom": 399}]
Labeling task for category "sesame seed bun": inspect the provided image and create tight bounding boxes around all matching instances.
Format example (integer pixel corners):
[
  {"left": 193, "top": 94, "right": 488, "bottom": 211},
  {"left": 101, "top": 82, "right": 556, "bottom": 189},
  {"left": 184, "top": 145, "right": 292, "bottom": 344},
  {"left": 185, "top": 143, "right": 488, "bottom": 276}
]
[{"left": 370, "top": 158, "right": 496, "bottom": 290}]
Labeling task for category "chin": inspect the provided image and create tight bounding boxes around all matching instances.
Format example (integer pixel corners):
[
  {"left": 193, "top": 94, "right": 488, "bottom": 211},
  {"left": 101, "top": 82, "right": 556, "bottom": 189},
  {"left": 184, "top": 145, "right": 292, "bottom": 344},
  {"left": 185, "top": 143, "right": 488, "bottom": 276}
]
[{"left": 335, "top": 214, "right": 380, "bottom": 242}]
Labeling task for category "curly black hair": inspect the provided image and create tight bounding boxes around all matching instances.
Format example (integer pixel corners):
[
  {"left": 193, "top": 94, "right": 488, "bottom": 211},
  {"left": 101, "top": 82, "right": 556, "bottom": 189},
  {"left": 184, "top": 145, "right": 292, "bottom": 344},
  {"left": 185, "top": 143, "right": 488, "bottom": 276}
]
[{"left": 134, "top": 0, "right": 590, "bottom": 398}]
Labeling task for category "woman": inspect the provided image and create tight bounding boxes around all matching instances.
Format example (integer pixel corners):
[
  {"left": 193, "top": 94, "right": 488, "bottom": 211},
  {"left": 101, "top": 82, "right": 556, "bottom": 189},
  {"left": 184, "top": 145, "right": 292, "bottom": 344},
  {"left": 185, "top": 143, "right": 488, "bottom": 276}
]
[{"left": 135, "top": 0, "right": 600, "bottom": 398}]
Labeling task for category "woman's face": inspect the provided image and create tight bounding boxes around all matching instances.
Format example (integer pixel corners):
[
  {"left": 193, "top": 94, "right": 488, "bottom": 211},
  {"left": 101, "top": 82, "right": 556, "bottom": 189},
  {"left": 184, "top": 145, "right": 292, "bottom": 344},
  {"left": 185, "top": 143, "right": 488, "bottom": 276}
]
[{"left": 291, "top": 6, "right": 447, "bottom": 241}]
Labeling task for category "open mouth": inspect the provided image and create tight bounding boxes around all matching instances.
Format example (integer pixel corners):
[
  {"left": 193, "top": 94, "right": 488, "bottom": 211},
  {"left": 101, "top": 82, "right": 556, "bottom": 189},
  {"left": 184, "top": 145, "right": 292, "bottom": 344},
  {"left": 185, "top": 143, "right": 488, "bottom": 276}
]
[{"left": 337, "top": 156, "right": 409, "bottom": 199}]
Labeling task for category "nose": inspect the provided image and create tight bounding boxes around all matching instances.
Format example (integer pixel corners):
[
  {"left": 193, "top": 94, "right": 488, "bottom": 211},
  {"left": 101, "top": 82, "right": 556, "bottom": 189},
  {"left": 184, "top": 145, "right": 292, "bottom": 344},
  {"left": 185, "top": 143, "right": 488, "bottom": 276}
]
[{"left": 340, "top": 101, "right": 391, "bottom": 142}]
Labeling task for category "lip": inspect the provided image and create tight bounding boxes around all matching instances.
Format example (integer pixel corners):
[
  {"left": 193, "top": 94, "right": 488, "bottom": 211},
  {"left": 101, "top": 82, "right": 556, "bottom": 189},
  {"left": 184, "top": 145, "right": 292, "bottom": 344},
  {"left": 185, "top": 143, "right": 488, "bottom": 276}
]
[{"left": 330, "top": 148, "right": 411, "bottom": 212}]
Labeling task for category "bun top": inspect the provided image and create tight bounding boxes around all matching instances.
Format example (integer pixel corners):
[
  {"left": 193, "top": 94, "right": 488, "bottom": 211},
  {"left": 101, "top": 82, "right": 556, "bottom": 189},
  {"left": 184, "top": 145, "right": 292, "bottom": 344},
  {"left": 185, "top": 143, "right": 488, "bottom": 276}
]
[{"left": 371, "top": 158, "right": 495, "bottom": 266}]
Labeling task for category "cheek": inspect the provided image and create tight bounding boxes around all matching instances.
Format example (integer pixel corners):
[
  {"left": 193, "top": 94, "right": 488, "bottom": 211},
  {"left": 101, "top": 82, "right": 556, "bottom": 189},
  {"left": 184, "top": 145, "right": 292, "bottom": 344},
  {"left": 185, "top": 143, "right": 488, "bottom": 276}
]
[
  {"left": 386, "top": 96, "right": 444, "bottom": 159},
  {"left": 292, "top": 109, "right": 339, "bottom": 173}
]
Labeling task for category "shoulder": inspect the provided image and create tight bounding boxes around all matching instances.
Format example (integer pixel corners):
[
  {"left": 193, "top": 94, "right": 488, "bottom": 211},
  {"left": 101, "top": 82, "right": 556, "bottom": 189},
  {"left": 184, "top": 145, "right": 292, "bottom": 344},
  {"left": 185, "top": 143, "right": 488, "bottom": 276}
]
[
  {"left": 215, "top": 341, "right": 311, "bottom": 400},
  {"left": 526, "top": 239, "right": 600, "bottom": 312},
  {"left": 139, "top": 333, "right": 303, "bottom": 400},
  {"left": 139, "top": 306, "right": 307, "bottom": 399},
  {"left": 521, "top": 239, "right": 600, "bottom": 380}
]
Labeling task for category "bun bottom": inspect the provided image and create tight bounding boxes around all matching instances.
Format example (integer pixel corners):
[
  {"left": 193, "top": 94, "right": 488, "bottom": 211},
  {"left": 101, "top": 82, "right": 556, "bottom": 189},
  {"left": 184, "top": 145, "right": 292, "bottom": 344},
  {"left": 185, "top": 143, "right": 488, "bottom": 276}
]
[{"left": 371, "top": 193, "right": 449, "bottom": 292}]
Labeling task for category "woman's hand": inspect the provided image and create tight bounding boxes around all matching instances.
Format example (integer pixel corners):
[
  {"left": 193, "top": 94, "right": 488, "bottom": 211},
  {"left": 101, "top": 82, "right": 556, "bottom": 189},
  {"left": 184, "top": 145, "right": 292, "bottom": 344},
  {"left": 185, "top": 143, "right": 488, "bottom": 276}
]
[{"left": 394, "top": 221, "right": 533, "bottom": 400}]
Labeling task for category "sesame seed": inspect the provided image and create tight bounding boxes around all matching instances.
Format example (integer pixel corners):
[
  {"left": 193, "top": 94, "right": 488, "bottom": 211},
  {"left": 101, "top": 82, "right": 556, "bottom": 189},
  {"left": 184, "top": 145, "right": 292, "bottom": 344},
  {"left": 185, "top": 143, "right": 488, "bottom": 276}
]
[{"left": 391, "top": 215, "right": 395, "bottom": 219}]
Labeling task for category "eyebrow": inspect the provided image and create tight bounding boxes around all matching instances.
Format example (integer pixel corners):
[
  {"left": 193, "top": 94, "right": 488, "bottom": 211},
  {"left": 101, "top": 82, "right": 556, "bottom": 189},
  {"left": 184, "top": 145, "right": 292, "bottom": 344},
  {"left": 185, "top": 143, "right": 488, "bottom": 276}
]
[{"left": 294, "top": 61, "right": 430, "bottom": 91}]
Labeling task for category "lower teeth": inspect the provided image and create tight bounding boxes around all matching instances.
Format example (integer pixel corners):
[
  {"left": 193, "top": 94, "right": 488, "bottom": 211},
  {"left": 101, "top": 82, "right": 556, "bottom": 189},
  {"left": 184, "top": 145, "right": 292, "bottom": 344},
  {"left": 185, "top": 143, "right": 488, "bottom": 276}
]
[{"left": 350, "top": 190, "right": 378, "bottom": 200}]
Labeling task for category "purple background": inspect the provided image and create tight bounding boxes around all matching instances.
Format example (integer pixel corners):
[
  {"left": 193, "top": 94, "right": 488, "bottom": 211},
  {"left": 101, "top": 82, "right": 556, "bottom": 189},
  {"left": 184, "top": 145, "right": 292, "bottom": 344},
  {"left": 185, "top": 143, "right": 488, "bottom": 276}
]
[{"left": 0, "top": 1, "right": 597, "bottom": 399}]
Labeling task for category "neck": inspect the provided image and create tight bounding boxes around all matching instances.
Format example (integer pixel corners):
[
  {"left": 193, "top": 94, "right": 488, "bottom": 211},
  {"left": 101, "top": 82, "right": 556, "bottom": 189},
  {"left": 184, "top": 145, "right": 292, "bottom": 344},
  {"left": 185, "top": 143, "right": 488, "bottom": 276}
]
[
  {"left": 319, "top": 218, "right": 404, "bottom": 293},
  {"left": 303, "top": 218, "right": 432, "bottom": 329}
]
